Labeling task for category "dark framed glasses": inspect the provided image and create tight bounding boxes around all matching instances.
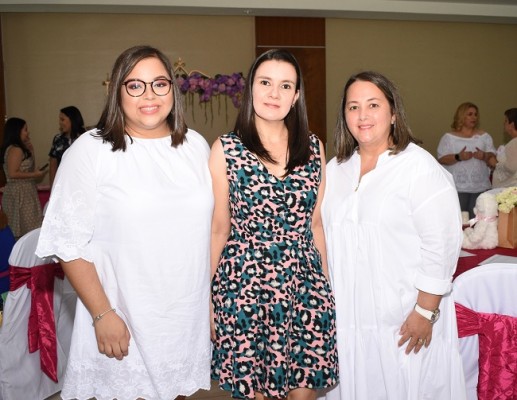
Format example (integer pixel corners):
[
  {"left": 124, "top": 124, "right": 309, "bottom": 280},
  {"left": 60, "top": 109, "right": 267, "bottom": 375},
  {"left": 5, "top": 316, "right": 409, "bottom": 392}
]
[{"left": 122, "top": 78, "right": 173, "bottom": 97}]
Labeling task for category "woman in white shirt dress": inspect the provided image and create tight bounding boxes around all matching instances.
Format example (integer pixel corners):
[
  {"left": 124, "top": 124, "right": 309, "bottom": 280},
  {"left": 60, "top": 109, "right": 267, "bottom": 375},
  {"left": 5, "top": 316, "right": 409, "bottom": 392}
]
[
  {"left": 36, "top": 45, "right": 213, "bottom": 400},
  {"left": 322, "top": 71, "right": 466, "bottom": 400}
]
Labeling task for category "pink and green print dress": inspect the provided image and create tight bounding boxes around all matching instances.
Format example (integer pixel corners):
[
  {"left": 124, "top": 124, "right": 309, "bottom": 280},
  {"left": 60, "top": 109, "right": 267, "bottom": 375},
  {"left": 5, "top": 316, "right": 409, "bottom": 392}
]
[{"left": 211, "top": 132, "right": 339, "bottom": 399}]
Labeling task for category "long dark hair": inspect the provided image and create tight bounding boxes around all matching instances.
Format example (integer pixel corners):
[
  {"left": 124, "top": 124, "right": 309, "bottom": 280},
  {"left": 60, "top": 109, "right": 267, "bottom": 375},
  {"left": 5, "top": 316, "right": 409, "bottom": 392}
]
[
  {"left": 96, "top": 45, "right": 187, "bottom": 151},
  {"left": 1, "top": 117, "right": 31, "bottom": 164},
  {"left": 61, "top": 105, "right": 86, "bottom": 141},
  {"left": 234, "top": 48, "right": 311, "bottom": 174},
  {"left": 334, "top": 71, "right": 421, "bottom": 163}
]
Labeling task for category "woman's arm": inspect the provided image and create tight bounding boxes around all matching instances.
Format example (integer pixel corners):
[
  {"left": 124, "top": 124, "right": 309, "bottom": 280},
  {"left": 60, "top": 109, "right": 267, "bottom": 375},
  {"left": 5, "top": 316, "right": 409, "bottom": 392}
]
[
  {"left": 312, "top": 139, "right": 329, "bottom": 279},
  {"left": 437, "top": 146, "right": 472, "bottom": 165},
  {"left": 209, "top": 139, "right": 231, "bottom": 280},
  {"left": 208, "top": 139, "right": 231, "bottom": 341},
  {"left": 398, "top": 291, "right": 441, "bottom": 354},
  {"left": 6, "top": 146, "right": 45, "bottom": 180},
  {"left": 399, "top": 162, "right": 462, "bottom": 355},
  {"left": 60, "top": 258, "right": 130, "bottom": 360}
]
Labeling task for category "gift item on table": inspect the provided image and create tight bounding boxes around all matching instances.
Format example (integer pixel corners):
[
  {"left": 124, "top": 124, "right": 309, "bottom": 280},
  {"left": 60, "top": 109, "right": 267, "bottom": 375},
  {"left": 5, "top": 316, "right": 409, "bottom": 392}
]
[
  {"left": 496, "top": 187, "right": 517, "bottom": 249},
  {"left": 463, "top": 192, "right": 499, "bottom": 249},
  {"left": 498, "top": 208, "right": 517, "bottom": 249}
]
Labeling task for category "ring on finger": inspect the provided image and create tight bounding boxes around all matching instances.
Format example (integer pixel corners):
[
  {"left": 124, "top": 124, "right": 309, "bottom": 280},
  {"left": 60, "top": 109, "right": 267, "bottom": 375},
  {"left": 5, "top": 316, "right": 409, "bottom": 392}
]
[{"left": 417, "top": 338, "right": 424, "bottom": 345}]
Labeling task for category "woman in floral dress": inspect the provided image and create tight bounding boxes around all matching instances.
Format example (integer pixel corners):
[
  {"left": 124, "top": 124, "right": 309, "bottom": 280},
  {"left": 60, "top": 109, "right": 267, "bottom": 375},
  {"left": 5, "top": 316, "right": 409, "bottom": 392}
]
[{"left": 210, "top": 49, "right": 338, "bottom": 400}]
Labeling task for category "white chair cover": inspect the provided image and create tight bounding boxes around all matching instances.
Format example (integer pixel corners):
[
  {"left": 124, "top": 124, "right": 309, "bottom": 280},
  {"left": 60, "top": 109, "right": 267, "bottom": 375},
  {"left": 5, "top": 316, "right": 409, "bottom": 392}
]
[
  {"left": 0, "top": 228, "right": 77, "bottom": 400},
  {"left": 453, "top": 263, "right": 517, "bottom": 400}
]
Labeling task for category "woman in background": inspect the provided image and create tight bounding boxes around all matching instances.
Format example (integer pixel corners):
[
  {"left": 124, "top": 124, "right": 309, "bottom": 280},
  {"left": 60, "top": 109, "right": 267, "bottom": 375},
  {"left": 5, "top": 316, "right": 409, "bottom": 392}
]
[
  {"left": 48, "top": 105, "right": 86, "bottom": 188},
  {"left": 1, "top": 117, "right": 46, "bottom": 239},
  {"left": 489, "top": 108, "right": 517, "bottom": 188},
  {"left": 36, "top": 45, "right": 212, "bottom": 400},
  {"left": 323, "top": 71, "right": 466, "bottom": 400},
  {"left": 437, "top": 102, "right": 495, "bottom": 218},
  {"left": 210, "top": 49, "right": 338, "bottom": 400}
]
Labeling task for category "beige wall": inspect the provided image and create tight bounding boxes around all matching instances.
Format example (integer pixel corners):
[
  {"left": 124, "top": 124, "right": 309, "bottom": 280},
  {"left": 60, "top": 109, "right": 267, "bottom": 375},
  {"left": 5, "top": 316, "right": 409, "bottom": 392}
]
[
  {"left": 1, "top": 13, "right": 254, "bottom": 185},
  {"left": 2, "top": 13, "right": 517, "bottom": 177},
  {"left": 326, "top": 18, "right": 517, "bottom": 157}
]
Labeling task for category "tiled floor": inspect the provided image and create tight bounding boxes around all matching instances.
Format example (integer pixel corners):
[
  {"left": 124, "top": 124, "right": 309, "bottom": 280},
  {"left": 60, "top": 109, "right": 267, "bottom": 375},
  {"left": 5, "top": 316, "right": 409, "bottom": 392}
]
[{"left": 45, "top": 380, "right": 231, "bottom": 399}]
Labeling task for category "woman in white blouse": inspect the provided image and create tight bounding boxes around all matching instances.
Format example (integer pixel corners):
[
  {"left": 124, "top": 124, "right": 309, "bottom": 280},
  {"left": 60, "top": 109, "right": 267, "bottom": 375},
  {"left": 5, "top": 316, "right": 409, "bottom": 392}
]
[
  {"left": 36, "top": 45, "right": 213, "bottom": 400},
  {"left": 489, "top": 108, "right": 517, "bottom": 188},
  {"left": 437, "top": 102, "right": 496, "bottom": 218},
  {"left": 322, "top": 71, "right": 466, "bottom": 400}
]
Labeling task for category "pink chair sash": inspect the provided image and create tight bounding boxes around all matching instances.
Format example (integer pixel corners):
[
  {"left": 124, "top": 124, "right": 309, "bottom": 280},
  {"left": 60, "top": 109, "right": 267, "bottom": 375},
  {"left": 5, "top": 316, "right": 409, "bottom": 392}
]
[
  {"left": 455, "top": 302, "right": 517, "bottom": 400},
  {"left": 9, "top": 263, "right": 64, "bottom": 383}
]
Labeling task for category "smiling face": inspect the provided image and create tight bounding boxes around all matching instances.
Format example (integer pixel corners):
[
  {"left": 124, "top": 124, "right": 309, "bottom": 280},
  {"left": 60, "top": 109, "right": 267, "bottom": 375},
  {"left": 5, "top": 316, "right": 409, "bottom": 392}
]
[
  {"left": 344, "top": 80, "right": 395, "bottom": 152},
  {"left": 121, "top": 56, "right": 173, "bottom": 138},
  {"left": 251, "top": 60, "right": 299, "bottom": 125}
]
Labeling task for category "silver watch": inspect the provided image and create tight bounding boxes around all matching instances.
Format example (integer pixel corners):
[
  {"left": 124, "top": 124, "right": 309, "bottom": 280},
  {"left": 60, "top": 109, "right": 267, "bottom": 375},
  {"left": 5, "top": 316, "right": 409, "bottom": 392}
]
[{"left": 414, "top": 303, "right": 440, "bottom": 324}]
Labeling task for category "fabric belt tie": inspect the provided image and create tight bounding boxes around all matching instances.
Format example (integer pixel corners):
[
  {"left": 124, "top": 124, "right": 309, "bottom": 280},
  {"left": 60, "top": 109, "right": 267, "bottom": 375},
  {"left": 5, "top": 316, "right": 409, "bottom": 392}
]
[
  {"left": 9, "top": 262, "right": 64, "bottom": 383},
  {"left": 455, "top": 302, "right": 517, "bottom": 400}
]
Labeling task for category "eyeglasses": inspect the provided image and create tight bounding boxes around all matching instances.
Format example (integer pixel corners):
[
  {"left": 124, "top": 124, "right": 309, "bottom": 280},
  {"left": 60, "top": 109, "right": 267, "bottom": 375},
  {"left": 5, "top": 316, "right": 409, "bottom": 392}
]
[{"left": 122, "top": 78, "right": 173, "bottom": 97}]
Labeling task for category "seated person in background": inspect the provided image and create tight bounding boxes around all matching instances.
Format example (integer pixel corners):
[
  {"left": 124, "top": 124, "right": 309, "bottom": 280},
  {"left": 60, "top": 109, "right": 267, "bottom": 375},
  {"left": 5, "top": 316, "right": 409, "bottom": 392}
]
[
  {"left": 488, "top": 108, "right": 517, "bottom": 188},
  {"left": 437, "top": 102, "right": 495, "bottom": 218},
  {"left": 48, "top": 106, "right": 86, "bottom": 188}
]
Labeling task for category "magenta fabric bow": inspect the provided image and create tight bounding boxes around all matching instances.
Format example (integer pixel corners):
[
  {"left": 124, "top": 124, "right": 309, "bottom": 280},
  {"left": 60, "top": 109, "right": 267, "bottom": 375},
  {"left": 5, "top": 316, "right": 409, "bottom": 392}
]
[
  {"left": 455, "top": 302, "right": 517, "bottom": 400},
  {"left": 9, "top": 263, "right": 64, "bottom": 383}
]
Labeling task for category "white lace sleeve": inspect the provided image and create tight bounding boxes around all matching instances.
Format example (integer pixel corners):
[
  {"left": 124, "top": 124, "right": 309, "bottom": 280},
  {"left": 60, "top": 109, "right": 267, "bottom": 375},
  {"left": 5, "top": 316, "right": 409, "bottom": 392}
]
[{"left": 36, "top": 131, "right": 99, "bottom": 262}]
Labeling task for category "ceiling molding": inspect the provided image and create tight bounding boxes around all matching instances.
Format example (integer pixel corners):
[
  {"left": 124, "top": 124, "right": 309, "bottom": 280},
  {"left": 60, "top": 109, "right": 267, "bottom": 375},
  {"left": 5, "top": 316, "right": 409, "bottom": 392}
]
[{"left": 1, "top": 1, "right": 517, "bottom": 24}]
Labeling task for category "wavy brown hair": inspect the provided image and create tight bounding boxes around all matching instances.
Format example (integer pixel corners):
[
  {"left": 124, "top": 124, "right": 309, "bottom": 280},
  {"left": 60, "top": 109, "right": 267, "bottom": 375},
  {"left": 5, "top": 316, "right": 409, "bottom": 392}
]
[{"left": 334, "top": 71, "right": 421, "bottom": 163}]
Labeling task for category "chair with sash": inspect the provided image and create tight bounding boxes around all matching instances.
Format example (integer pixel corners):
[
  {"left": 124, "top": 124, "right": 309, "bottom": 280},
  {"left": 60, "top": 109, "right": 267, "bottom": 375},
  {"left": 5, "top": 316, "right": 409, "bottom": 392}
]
[
  {"left": 0, "top": 228, "right": 76, "bottom": 400},
  {"left": 453, "top": 263, "right": 517, "bottom": 400}
]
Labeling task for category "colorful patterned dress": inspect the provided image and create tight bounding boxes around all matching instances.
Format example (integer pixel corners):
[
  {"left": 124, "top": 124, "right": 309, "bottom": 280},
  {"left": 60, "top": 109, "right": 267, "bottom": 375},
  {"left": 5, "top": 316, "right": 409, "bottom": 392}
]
[{"left": 211, "top": 132, "right": 339, "bottom": 399}]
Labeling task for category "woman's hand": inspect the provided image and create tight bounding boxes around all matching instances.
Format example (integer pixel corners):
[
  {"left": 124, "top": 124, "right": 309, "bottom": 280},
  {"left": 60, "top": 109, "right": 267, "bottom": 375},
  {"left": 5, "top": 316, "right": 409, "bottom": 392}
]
[
  {"left": 458, "top": 146, "right": 473, "bottom": 161},
  {"left": 398, "top": 310, "right": 433, "bottom": 354},
  {"left": 473, "top": 147, "right": 486, "bottom": 160},
  {"left": 94, "top": 311, "right": 131, "bottom": 360}
]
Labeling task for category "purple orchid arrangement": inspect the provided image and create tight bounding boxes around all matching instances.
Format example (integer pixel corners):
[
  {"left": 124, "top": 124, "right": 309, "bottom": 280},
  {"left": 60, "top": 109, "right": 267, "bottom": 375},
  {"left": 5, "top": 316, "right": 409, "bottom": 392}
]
[{"left": 175, "top": 72, "right": 245, "bottom": 108}]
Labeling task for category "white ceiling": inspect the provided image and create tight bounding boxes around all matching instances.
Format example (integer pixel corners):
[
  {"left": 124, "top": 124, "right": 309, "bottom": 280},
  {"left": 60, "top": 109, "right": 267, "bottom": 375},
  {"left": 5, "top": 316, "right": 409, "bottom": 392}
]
[{"left": 1, "top": 0, "right": 517, "bottom": 24}]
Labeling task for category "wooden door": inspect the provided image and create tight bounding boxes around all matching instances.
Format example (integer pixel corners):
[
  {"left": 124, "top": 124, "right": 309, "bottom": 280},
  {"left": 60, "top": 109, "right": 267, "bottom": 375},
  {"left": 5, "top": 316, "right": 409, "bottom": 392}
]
[{"left": 255, "top": 17, "right": 326, "bottom": 144}]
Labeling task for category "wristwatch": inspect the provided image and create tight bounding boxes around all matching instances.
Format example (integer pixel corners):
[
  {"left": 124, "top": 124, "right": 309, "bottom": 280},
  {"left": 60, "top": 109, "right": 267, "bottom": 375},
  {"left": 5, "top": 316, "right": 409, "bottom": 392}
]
[
  {"left": 454, "top": 153, "right": 461, "bottom": 162},
  {"left": 414, "top": 303, "right": 440, "bottom": 324}
]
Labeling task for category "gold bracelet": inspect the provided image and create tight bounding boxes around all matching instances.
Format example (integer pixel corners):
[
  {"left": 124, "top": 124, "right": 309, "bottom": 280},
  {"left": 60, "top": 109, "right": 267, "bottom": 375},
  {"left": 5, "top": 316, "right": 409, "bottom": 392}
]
[{"left": 92, "top": 308, "right": 116, "bottom": 326}]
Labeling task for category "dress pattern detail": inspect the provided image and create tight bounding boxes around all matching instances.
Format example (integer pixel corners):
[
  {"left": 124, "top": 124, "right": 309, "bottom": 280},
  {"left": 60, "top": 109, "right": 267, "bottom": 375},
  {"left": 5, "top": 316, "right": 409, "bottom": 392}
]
[
  {"left": 2, "top": 146, "right": 42, "bottom": 238},
  {"left": 211, "top": 132, "right": 338, "bottom": 399}
]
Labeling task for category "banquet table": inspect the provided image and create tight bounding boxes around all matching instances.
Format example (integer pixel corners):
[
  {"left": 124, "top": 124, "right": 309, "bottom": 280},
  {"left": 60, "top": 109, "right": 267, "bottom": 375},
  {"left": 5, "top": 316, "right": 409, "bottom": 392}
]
[{"left": 455, "top": 246, "right": 517, "bottom": 279}]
